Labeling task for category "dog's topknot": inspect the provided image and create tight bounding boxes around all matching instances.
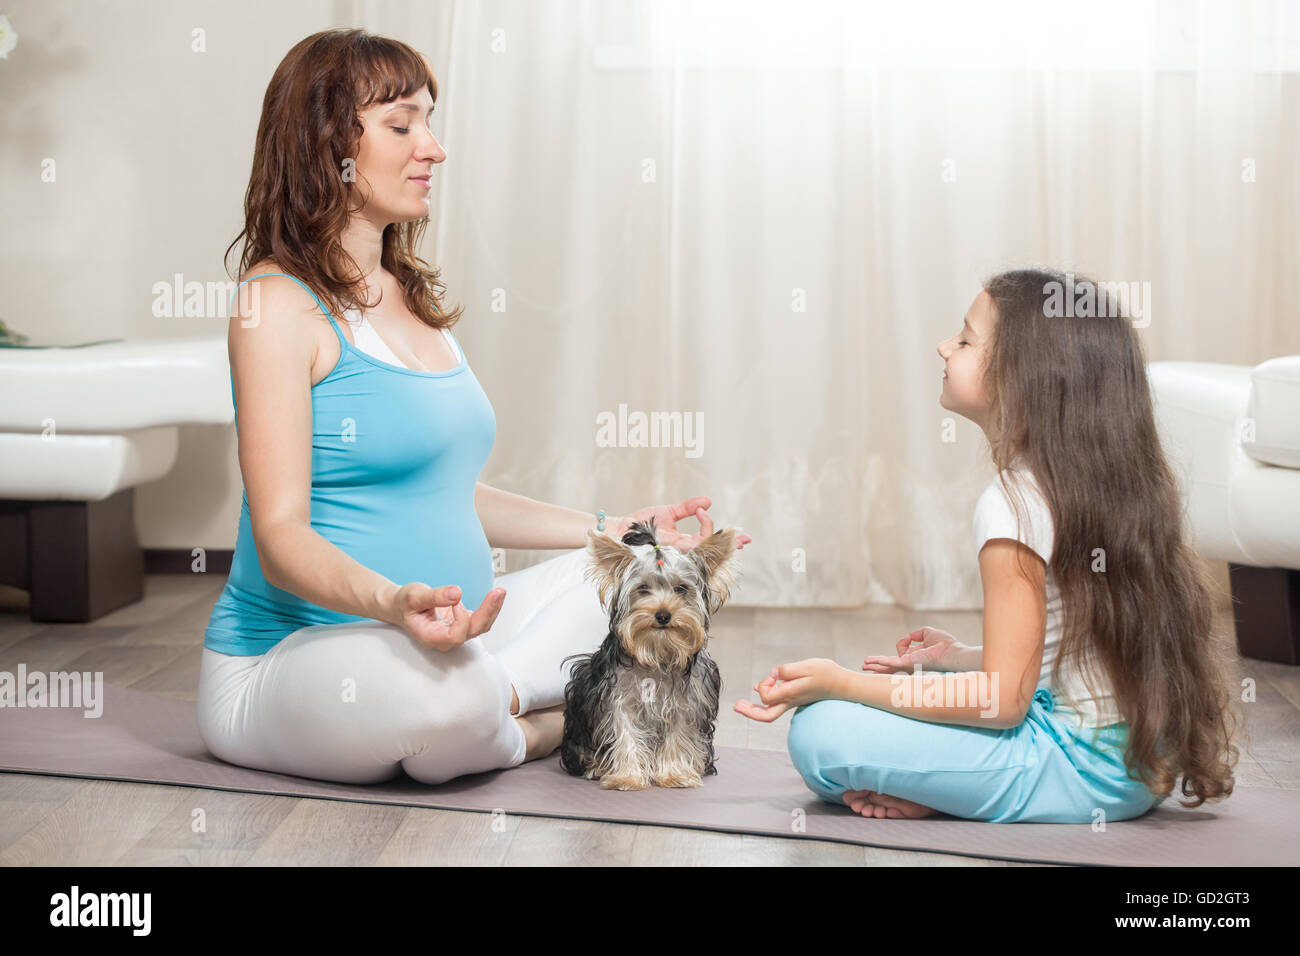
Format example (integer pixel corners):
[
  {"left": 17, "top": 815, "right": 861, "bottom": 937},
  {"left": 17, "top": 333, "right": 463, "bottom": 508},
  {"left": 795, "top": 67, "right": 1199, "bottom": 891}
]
[{"left": 620, "top": 516, "right": 659, "bottom": 548}]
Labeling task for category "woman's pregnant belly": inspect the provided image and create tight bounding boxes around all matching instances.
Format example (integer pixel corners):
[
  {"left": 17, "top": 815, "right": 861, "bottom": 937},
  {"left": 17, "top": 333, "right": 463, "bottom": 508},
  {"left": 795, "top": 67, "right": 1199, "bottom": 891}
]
[{"left": 310, "top": 481, "right": 497, "bottom": 610}]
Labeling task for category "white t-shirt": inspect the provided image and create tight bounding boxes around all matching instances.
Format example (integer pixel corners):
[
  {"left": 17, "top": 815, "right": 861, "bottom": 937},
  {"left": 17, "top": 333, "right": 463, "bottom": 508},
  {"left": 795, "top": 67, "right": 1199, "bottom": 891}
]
[{"left": 972, "top": 466, "right": 1123, "bottom": 729}]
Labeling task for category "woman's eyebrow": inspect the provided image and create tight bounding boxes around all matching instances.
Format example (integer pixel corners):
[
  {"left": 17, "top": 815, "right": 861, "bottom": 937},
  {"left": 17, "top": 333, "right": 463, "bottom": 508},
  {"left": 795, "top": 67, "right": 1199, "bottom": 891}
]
[{"left": 385, "top": 103, "right": 435, "bottom": 115}]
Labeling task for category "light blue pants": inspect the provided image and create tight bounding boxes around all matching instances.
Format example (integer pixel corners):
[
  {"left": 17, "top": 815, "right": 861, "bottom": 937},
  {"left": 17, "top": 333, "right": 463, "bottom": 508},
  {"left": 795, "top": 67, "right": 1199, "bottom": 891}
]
[{"left": 787, "top": 686, "right": 1166, "bottom": 823}]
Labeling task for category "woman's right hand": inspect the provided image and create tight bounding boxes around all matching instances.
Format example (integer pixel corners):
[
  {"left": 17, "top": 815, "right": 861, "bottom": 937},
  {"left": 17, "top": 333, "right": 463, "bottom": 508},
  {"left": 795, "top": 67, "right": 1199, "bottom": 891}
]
[
  {"left": 391, "top": 582, "right": 507, "bottom": 651},
  {"left": 862, "top": 626, "right": 964, "bottom": 674}
]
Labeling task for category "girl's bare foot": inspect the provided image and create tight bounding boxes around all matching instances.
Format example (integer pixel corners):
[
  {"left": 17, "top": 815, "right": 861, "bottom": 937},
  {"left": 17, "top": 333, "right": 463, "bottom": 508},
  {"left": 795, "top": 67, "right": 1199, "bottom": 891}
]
[
  {"left": 514, "top": 704, "right": 565, "bottom": 762},
  {"left": 842, "top": 788, "right": 938, "bottom": 819}
]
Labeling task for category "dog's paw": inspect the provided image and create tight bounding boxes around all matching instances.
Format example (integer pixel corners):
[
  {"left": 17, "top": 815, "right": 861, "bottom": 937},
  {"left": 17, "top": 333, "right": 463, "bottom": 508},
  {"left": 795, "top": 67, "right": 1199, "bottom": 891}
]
[
  {"left": 652, "top": 771, "right": 702, "bottom": 788},
  {"left": 599, "top": 774, "right": 650, "bottom": 791}
]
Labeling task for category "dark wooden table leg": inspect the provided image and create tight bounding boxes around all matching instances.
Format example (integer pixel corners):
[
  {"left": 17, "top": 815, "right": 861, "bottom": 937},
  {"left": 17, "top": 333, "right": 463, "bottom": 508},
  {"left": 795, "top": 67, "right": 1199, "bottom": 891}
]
[
  {"left": 1229, "top": 564, "right": 1300, "bottom": 665},
  {"left": 24, "top": 490, "right": 145, "bottom": 622}
]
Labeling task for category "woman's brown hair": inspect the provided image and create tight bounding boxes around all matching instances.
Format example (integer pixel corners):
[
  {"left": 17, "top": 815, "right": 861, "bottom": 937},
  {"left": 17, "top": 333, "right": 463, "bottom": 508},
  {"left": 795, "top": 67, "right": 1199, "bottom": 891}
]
[
  {"left": 224, "top": 28, "right": 462, "bottom": 328},
  {"left": 981, "top": 268, "right": 1240, "bottom": 809}
]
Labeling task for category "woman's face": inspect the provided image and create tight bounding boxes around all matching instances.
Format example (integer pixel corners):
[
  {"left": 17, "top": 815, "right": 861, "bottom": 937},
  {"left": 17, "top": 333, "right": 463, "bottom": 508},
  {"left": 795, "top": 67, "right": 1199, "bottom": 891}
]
[
  {"left": 936, "top": 289, "right": 996, "bottom": 427},
  {"left": 354, "top": 85, "right": 445, "bottom": 224}
]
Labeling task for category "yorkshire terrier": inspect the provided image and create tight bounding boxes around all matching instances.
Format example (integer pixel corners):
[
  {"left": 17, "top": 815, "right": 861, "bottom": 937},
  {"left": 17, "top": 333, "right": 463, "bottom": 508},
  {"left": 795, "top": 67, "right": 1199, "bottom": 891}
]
[{"left": 560, "top": 517, "right": 739, "bottom": 790}]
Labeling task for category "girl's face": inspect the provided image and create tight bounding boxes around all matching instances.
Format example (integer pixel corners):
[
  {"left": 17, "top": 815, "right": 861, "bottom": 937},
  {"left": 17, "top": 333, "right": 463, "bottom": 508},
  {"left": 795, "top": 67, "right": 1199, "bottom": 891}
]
[
  {"left": 353, "top": 85, "right": 446, "bottom": 224},
  {"left": 937, "top": 289, "right": 996, "bottom": 428}
]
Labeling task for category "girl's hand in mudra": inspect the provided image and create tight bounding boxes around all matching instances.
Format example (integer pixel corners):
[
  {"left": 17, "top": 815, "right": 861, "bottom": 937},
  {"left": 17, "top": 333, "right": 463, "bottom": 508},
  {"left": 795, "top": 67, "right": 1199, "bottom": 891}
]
[
  {"left": 612, "top": 495, "right": 752, "bottom": 552},
  {"left": 392, "top": 583, "right": 506, "bottom": 651},
  {"left": 734, "top": 658, "right": 848, "bottom": 722}
]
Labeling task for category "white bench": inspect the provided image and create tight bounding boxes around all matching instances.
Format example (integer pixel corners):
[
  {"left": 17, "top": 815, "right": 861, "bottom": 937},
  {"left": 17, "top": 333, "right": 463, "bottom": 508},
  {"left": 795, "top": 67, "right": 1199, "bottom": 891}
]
[
  {"left": 0, "top": 336, "right": 232, "bottom": 621},
  {"left": 1150, "top": 356, "right": 1300, "bottom": 664}
]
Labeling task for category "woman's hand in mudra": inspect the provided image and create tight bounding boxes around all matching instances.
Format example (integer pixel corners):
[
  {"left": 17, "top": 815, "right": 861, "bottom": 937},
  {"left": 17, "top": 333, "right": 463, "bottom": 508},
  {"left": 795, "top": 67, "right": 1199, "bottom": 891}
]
[
  {"left": 392, "top": 582, "right": 506, "bottom": 651},
  {"left": 611, "top": 495, "right": 752, "bottom": 552}
]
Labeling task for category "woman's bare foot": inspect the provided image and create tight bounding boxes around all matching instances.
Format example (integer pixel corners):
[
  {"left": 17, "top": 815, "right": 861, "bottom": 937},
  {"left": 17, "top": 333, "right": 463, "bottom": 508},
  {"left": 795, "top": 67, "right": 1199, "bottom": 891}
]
[
  {"left": 514, "top": 704, "right": 565, "bottom": 762},
  {"left": 842, "top": 788, "right": 938, "bottom": 819}
]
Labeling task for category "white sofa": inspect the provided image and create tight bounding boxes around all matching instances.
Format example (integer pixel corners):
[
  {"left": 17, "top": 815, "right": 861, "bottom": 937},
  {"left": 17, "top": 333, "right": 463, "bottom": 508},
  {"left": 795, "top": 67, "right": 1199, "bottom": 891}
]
[
  {"left": 0, "top": 336, "right": 232, "bottom": 621},
  {"left": 1149, "top": 356, "right": 1300, "bottom": 664}
]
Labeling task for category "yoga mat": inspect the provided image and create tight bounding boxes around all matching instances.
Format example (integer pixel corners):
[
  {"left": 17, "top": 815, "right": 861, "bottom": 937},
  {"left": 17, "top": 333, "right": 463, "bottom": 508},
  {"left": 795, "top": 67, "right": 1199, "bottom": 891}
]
[{"left": 0, "top": 682, "right": 1293, "bottom": 866}]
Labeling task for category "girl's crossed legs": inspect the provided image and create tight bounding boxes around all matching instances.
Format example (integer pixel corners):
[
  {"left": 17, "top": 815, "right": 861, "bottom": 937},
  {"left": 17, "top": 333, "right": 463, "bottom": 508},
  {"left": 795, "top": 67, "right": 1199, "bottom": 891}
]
[
  {"left": 197, "top": 547, "right": 609, "bottom": 786},
  {"left": 787, "top": 687, "right": 1163, "bottom": 824}
]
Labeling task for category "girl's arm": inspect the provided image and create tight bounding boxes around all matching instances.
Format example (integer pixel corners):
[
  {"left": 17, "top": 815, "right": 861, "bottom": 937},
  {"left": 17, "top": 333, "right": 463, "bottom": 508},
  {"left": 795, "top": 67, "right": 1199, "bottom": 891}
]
[
  {"left": 942, "top": 643, "right": 986, "bottom": 671},
  {"left": 833, "top": 538, "right": 1047, "bottom": 729},
  {"left": 475, "top": 481, "right": 621, "bottom": 551}
]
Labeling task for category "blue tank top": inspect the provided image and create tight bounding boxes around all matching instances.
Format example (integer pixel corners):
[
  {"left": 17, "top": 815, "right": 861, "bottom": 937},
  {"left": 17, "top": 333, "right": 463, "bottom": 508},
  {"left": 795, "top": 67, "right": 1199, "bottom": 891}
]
[{"left": 203, "top": 273, "right": 498, "bottom": 656}]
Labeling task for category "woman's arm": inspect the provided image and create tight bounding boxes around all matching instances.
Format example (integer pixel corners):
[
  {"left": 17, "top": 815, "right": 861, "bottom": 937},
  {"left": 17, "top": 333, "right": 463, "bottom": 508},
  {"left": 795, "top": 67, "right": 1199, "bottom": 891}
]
[
  {"left": 230, "top": 275, "right": 404, "bottom": 625},
  {"left": 832, "top": 539, "right": 1046, "bottom": 729},
  {"left": 475, "top": 481, "right": 620, "bottom": 551}
]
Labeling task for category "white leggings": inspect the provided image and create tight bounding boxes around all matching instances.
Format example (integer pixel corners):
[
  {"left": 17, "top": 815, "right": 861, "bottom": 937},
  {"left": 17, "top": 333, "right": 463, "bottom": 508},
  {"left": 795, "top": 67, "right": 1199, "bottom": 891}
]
[{"left": 196, "top": 548, "right": 608, "bottom": 785}]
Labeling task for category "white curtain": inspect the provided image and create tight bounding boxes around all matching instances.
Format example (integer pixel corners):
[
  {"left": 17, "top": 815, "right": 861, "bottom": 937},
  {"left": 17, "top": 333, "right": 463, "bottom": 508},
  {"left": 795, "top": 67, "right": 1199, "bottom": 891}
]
[{"left": 344, "top": 0, "right": 1300, "bottom": 608}]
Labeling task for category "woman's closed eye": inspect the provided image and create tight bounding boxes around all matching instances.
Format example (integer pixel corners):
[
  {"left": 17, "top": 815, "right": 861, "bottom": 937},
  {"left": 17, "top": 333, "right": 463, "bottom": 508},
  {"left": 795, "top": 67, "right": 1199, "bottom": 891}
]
[{"left": 391, "top": 127, "right": 410, "bottom": 134}]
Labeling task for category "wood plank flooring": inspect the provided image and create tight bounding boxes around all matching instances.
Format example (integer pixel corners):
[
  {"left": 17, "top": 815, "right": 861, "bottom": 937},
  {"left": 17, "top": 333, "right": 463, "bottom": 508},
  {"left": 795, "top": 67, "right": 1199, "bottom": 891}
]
[{"left": 0, "top": 569, "right": 1291, "bottom": 866}]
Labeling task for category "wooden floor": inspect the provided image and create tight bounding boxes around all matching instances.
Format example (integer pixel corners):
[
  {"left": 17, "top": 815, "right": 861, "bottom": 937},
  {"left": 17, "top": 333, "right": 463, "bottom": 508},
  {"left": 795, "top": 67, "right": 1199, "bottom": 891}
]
[{"left": 0, "top": 572, "right": 1294, "bottom": 866}]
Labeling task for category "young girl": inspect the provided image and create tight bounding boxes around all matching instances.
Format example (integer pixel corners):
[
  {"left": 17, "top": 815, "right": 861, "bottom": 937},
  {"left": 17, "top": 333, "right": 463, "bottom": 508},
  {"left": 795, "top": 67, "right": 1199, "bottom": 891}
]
[{"left": 736, "top": 268, "right": 1241, "bottom": 823}]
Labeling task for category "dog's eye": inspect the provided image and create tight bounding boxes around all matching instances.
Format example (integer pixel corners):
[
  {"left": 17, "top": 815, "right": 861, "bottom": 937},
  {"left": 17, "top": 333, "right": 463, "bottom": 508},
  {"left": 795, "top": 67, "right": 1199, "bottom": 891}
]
[
  {"left": 674, "top": 584, "right": 689, "bottom": 594},
  {"left": 637, "top": 585, "right": 650, "bottom": 594}
]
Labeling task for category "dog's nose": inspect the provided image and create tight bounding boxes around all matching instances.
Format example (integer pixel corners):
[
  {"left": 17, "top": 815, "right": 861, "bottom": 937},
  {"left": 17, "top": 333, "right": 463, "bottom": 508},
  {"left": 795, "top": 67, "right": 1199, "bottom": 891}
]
[{"left": 655, "top": 610, "right": 671, "bottom": 626}]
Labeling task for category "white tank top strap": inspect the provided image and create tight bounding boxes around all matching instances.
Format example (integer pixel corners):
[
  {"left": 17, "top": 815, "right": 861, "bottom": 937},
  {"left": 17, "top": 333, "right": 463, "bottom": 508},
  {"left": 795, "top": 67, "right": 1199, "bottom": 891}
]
[
  {"left": 439, "top": 325, "right": 463, "bottom": 362},
  {"left": 341, "top": 308, "right": 463, "bottom": 370}
]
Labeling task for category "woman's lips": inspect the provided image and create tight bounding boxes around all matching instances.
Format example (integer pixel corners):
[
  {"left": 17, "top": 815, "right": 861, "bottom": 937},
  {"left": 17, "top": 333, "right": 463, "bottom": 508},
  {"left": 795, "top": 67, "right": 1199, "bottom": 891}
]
[{"left": 410, "top": 177, "right": 431, "bottom": 188}]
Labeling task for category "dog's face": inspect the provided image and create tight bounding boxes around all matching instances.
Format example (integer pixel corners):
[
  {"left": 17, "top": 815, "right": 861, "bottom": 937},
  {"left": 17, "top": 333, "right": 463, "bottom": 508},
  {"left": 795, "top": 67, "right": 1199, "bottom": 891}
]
[{"left": 584, "top": 518, "right": 738, "bottom": 672}]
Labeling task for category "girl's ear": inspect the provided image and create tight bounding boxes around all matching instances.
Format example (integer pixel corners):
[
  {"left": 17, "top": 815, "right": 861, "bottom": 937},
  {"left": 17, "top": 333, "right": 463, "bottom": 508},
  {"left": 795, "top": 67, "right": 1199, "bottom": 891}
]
[{"left": 584, "top": 529, "right": 635, "bottom": 611}]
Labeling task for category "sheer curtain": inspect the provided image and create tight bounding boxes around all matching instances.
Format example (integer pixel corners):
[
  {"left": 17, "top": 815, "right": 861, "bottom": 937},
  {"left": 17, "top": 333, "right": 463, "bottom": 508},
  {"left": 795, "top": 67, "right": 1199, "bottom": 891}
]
[{"left": 345, "top": 0, "right": 1300, "bottom": 608}]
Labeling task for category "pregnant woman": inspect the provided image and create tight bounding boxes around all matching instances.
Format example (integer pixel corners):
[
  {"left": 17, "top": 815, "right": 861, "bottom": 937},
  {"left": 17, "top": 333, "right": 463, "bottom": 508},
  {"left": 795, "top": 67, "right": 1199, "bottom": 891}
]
[{"left": 198, "top": 29, "right": 750, "bottom": 786}]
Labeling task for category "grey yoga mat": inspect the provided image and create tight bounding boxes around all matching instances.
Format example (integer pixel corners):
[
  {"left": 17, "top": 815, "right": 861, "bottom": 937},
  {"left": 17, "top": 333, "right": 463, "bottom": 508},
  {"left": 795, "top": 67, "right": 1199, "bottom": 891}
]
[{"left": 0, "top": 681, "right": 1293, "bottom": 866}]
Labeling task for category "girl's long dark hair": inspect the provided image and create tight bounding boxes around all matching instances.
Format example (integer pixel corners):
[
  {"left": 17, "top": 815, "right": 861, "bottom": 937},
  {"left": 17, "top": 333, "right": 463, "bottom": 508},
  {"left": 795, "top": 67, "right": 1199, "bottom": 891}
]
[
  {"left": 224, "top": 28, "right": 462, "bottom": 328},
  {"left": 982, "top": 268, "right": 1239, "bottom": 808}
]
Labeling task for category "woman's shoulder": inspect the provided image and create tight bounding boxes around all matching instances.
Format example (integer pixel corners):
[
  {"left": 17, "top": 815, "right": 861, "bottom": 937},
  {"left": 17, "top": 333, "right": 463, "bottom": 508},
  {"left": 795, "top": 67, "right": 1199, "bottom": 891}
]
[
  {"left": 237, "top": 259, "right": 297, "bottom": 289},
  {"left": 231, "top": 261, "right": 330, "bottom": 318}
]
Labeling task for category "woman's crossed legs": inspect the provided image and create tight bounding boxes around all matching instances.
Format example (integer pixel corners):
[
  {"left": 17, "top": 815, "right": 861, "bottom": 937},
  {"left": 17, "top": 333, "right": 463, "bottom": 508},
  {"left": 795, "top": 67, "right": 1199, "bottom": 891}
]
[{"left": 197, "top": 548, "right": 610, "bottom": 786}]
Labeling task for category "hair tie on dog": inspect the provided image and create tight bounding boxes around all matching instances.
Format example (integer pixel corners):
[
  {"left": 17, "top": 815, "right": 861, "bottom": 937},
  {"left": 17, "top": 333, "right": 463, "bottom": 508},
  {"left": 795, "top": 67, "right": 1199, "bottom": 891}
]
[{"left": 653, "top": 543, "right": 664, "bottom": 567}]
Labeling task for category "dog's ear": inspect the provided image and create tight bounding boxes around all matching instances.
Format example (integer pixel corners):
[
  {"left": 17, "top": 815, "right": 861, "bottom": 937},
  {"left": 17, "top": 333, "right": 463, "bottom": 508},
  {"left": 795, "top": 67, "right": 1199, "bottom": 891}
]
[
  {"left": 688, "top": 528, "right": 739, "bottom": 614},
  {"left": 584, "top": 529, "right": 637, "bottom": 611}
]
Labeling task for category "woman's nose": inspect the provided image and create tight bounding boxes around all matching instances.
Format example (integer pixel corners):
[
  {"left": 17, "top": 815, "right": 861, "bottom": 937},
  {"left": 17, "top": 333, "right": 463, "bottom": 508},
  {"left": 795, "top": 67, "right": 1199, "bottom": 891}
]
[
  {"left": 936, "top": 340, "right": 949, "bottom": 360},
  {"left": 417, "top": 131, "right": 447, "bottom": 164}
]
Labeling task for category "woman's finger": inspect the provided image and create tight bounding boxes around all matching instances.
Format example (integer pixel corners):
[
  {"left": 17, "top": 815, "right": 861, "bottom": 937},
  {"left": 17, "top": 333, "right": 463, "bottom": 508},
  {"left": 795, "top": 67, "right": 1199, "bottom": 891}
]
[
  {"left": 469, "top": 588, "right": 506, "bottom": 637},
  {"left": 695, "top": 506, "right": 715, "bottom": 537},
  {"left": 424, "top": 584, "right": 461, "bottom": 609},
  {"left": 673, "top": 496, "right": 712, "bottom": 520},
  {"left": 442, "top": 601, "right": 471, "bottom": 645}
]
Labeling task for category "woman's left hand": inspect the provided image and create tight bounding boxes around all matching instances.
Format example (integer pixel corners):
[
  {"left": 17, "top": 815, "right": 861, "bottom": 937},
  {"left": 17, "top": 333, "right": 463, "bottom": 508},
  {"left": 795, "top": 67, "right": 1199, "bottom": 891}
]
[
  {"left": 611, "top": 495, "right": 752, "bottom": 552},
  {"left": 734, "top": 658, "right": 847, "bottom": 722}
]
